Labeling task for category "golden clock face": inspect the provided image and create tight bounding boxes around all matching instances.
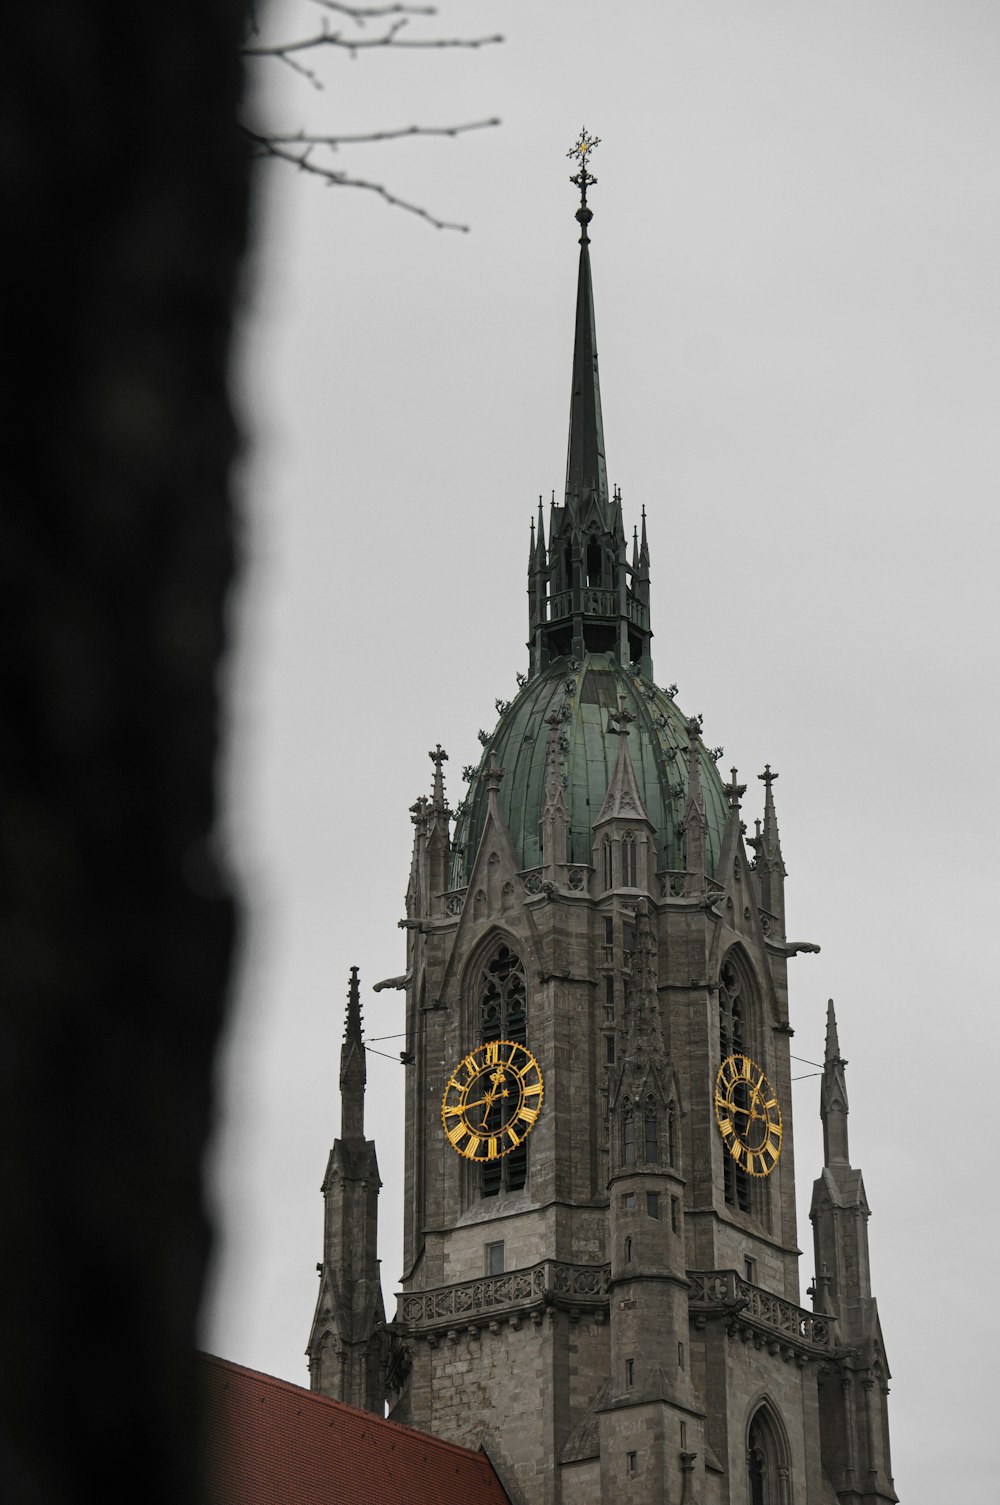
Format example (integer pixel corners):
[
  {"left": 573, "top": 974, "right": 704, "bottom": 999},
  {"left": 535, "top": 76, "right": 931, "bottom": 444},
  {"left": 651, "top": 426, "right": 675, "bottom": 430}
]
[
  {"left": 714, "top": 1053, "right": 782, "bottom": 1177},
  {"left": 441, "top": 1040, "right": 544, "bottom": 1162}
]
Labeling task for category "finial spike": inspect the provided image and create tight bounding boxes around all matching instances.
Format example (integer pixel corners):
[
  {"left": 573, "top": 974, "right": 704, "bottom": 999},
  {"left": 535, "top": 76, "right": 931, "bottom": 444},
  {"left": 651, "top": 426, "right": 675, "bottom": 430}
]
[{"left": 567, "top": 127, "right": 601, "bottom": 241}]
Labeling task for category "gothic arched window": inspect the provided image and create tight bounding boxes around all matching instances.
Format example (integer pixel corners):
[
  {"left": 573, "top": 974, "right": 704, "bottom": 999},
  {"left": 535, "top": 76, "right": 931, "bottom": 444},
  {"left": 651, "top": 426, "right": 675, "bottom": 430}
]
[
  {"left": 622, "top": 1100, "right": 636, "bottom": 1166},
  {"left": 622, "top": 831, "right": 637, "bottom": 887},
  {"left": 587, "top": 537, "right": 602, "bottom": 587},
  {"left": 602, "top": 838, "right": 613, "bottom": 891},
  {"left": 478, "top": 942, "right": 528, "bottom": 1196},
  {"left": 667, "top": 1101, "right": 678, "bottom": 1167},
  {"left": 746, "top": 1406, "right": 789, "bottom": 1505},
  {"left": 719, "top": 950, "right": 762, "bottom": 1217},
  {"left": 643, "top": 1097, "right": 659, "bottom": 1164}
]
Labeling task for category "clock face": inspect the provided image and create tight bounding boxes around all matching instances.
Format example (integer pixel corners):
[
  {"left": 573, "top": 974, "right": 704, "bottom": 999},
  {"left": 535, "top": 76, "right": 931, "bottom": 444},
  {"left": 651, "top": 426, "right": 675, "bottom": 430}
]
[
  {"left": 441, "top": 1040, "right": 544, "bottom": 1162},
  {"left": 714, "top": 1053, "right": 782, "bottom": 1177}
]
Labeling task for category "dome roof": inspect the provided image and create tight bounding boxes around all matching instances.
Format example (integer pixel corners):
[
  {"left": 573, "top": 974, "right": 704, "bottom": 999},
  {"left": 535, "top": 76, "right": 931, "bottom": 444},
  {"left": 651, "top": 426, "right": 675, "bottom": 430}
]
[{"left": 450, "top": 654, "right": 729, "bottom": 886}]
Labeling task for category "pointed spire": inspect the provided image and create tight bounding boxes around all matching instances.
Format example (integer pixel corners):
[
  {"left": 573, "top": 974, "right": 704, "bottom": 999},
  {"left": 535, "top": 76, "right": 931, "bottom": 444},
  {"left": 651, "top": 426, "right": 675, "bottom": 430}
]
[
  {"left": 820, "top": 999, "right": 851, "bottom": 1167},
  {"left": 594, "top": 697, "right": 651, "bottom": 826},
  {"left": 429, "top": 744, "right": 449, "bottom": 814},
  {"left": 754, "top": 763, "right": 786, "bottom": 927},
  {"left": 639, "top": 506, "right": 649, "bottom": 569},
  {"left": 565, "top": 129, "right": 608, "bottom": 514},
  {"left": 681, "top": 717, "right": 708, "bottom": 887},
  {"left": 340, "top": 966, "right": 366, "bottom": 1141}
]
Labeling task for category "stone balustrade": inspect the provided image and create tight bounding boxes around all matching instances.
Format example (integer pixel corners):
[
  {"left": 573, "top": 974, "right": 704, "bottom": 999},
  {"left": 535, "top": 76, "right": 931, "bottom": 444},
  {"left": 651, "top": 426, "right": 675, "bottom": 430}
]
[
  {"left": 688, "top": 1269, "right": 832, "bottom": 1352},
  {"left": 398, "top": 1260, "right": 610, "bottom": 1333}
]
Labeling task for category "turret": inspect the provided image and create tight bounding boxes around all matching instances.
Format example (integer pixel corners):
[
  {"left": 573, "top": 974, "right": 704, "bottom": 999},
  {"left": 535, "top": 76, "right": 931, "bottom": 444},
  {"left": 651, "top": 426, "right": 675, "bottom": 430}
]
[
  {"left": 753, "top": 763, "right": 786, "bottom": 934},
  {"left": 811, "top": 1001, "right": 898, "bottom": 1503},
  {"left": 600, "top": 902, "right": 697, "bottom": 1503},
  {"left": 307, "top": 968, "right": 386, "bottom": 1413}
]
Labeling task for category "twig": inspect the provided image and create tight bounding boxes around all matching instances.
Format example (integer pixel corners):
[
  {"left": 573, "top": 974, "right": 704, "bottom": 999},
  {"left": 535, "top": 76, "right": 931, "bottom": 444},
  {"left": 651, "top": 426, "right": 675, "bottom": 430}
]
[
  {"left": 247, "top": 134, "right": 476, "bottom": 230},
  {"left": 263, "top": 118, "right": 498, "bottom": 149}
]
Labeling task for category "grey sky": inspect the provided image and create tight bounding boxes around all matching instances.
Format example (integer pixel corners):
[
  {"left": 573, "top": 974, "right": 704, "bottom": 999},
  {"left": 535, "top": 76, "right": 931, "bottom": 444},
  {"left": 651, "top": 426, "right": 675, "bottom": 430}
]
[{"left": 204, "top": 5, "right": 1000, "bottom": 1500}]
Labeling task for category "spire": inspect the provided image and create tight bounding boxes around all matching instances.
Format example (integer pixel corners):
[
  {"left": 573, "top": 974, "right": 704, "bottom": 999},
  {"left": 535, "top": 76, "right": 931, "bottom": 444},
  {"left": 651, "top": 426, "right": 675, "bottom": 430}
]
[
  {"left": 681, "top": 717, "right": 709, "bottom": 888},
  {"left": 594, "top": 697, "right": 652, "bottom": 826},
  {"left": 340, "top": 966, "right": 366, "bottom": 1141},
  {"left": 821, "top": 998, "right": 850, "bottom": 1167},
  {"left": 565, "top": 128, "right": 608, "bottom": 515},
  {"left": 429, "top": 744, "right": 449, "bottom": 815},
  {"left": 527, "top": 132, "right": 653, "bottom": 677}
]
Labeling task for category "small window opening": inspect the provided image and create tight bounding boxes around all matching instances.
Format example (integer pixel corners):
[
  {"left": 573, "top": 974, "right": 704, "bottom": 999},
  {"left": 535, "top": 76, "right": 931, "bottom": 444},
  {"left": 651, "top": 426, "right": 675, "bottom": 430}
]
[
  {"left": 622, "top": 1191, "right": 636, "bottom": 1211},
  {"left": 486, "top": 1241, "right": 505, "bottom": 1276},
  {"left": 744, "top": 1255, "right": 758, "bottom": 1285},
  {"left": 604, "top": 916, "right": 614, "bottom": 945},
  {"left": 646, "top": 1191, "right": 660, "bottom": 1220},
  {"left": 624, "top": 1236, "right": 633, "bottom": 1264},
  {"left": 626, "top": 1451, "right": 638, "bottom": 1477},
  {"left": 625, "top": 1358, "right": 635, "bottom": 1388},
  {"left": 677, "top": 1341, "right": 685, "bottom": 1370},
  {"left": 623, "top": 1110, "right": 635, "bottom": 1165},
  {"left": 605, "top": 1034, "right": 616, "bottom": 1065},
  {"left": 602, "top": 839, "right": 613, "bottom": 890},
  {"left": 644, "top": 1106, "right": 659, "bottom": 1164},
  {"left": 670, "top": 1195, "right": 680, "bottom": 1233},
  {"left": 622, "top": 831, "right": 637, "bottom": 886}
]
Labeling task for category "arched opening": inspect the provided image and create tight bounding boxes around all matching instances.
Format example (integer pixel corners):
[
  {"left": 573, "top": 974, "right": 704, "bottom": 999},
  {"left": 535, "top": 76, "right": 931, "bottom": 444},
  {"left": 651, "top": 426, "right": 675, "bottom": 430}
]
[
  {"left": 746, "top": 1403, "right": 790, "bottom": 1505},
  {"left": 719, "top": 947, "right": 765, "bottom": 1219},
  {"left": 622, "top": 1098, "right": 635, "bottom": 1166},
  {"left": 621, "top": 830, "right": 637, "bottom": 887},
  {"left": 643, "top": 1096, "right": 659, "bottom": 1164},
  {"left": 586, "top": 536, "right": 603, "bottom": 587},
  {"left": 476, "top": 940, "right": 528, "bottom": 1196}
]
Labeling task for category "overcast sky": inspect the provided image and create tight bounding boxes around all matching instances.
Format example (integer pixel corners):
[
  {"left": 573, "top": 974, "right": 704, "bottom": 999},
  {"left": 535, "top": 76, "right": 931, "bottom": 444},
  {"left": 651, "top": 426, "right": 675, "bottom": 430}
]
[{"left": 203, "top": 5, "right": 1000, "bottom": 1500}]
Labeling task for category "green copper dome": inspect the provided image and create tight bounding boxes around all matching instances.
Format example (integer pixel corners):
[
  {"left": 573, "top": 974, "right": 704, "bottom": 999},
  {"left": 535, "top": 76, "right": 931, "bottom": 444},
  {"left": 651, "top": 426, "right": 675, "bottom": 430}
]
[{"left": 450, "top": 654, "right": 729, "bottom": 886}]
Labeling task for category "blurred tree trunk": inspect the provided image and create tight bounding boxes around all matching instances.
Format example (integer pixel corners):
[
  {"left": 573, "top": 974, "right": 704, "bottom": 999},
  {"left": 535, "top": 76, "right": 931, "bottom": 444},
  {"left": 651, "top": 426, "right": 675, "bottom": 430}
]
[{"left": 0, "top": 4, "right": 249, "bottom": 1499}]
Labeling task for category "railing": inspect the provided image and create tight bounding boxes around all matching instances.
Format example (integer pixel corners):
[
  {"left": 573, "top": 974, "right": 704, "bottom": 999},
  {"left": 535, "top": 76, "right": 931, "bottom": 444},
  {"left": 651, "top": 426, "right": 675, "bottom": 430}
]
[
  {"left": 687, "top": 1269, "right": 831, "bottom": 1349},
  {"left": 398, "top": 1260, "right": 610, "bottom": 1331}
]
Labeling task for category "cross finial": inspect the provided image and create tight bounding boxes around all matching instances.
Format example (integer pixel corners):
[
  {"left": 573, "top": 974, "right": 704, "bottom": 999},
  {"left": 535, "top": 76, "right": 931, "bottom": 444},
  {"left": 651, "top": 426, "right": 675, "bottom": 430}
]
[
  {"left": 608, "top": 694, "right": 634, "bottom": 736},
  {"left": 429, "top": 745, "right": 448, "bottom": 771},
  {"left": 567, "top": 127, "right": 600, "bottom": 241},
  {"left": 723, "top": 767, "right": 747, "bottom": 810},
  {"left": 758, "top": 763, "right": 778, "bottom": 790}
]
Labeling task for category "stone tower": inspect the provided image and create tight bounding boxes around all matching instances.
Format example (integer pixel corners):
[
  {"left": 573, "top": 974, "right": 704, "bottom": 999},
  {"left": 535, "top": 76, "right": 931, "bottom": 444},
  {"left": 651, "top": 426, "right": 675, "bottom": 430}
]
[
  {"left": 311, "top": 136, "right": 898, "bottom": 1505},
  {"left": 307, "top": 966, "right": 387, "bottom": 1412}
]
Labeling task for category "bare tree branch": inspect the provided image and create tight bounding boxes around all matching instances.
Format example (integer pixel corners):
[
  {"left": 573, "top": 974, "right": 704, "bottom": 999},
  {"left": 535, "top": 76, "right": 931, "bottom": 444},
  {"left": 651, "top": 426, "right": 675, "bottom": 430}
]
[
  {"left": 243, "top": 1, "right": 502, "bottom": 230},
  {"left": 246, "top": 133, "right": 477, "bottom": 231},
  {"left": 262, "top": 117, "right": 498, "bottom": 149},
  {"left": 243, "top": 19, "right": 503, "bottom": 63}
]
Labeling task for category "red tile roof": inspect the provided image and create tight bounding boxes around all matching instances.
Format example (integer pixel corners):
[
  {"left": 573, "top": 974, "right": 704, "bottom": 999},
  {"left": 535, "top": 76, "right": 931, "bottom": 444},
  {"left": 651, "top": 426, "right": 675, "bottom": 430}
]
[{"left": 199, "top": 1352, "right": 512, "bottom": 1505}]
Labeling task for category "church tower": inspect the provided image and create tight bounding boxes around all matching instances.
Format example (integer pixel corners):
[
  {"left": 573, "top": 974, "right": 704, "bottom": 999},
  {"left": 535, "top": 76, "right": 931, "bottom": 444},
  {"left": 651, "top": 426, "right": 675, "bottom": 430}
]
[{"left": 311, "top": 133, "right": 898, "bottom": 1505}]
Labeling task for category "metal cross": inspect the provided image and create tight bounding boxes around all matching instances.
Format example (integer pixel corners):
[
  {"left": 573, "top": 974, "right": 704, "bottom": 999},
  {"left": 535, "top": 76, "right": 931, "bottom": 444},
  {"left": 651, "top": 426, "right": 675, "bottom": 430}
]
[{"left": 567, "top": 127, "right": 600, "bottom": 220}]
